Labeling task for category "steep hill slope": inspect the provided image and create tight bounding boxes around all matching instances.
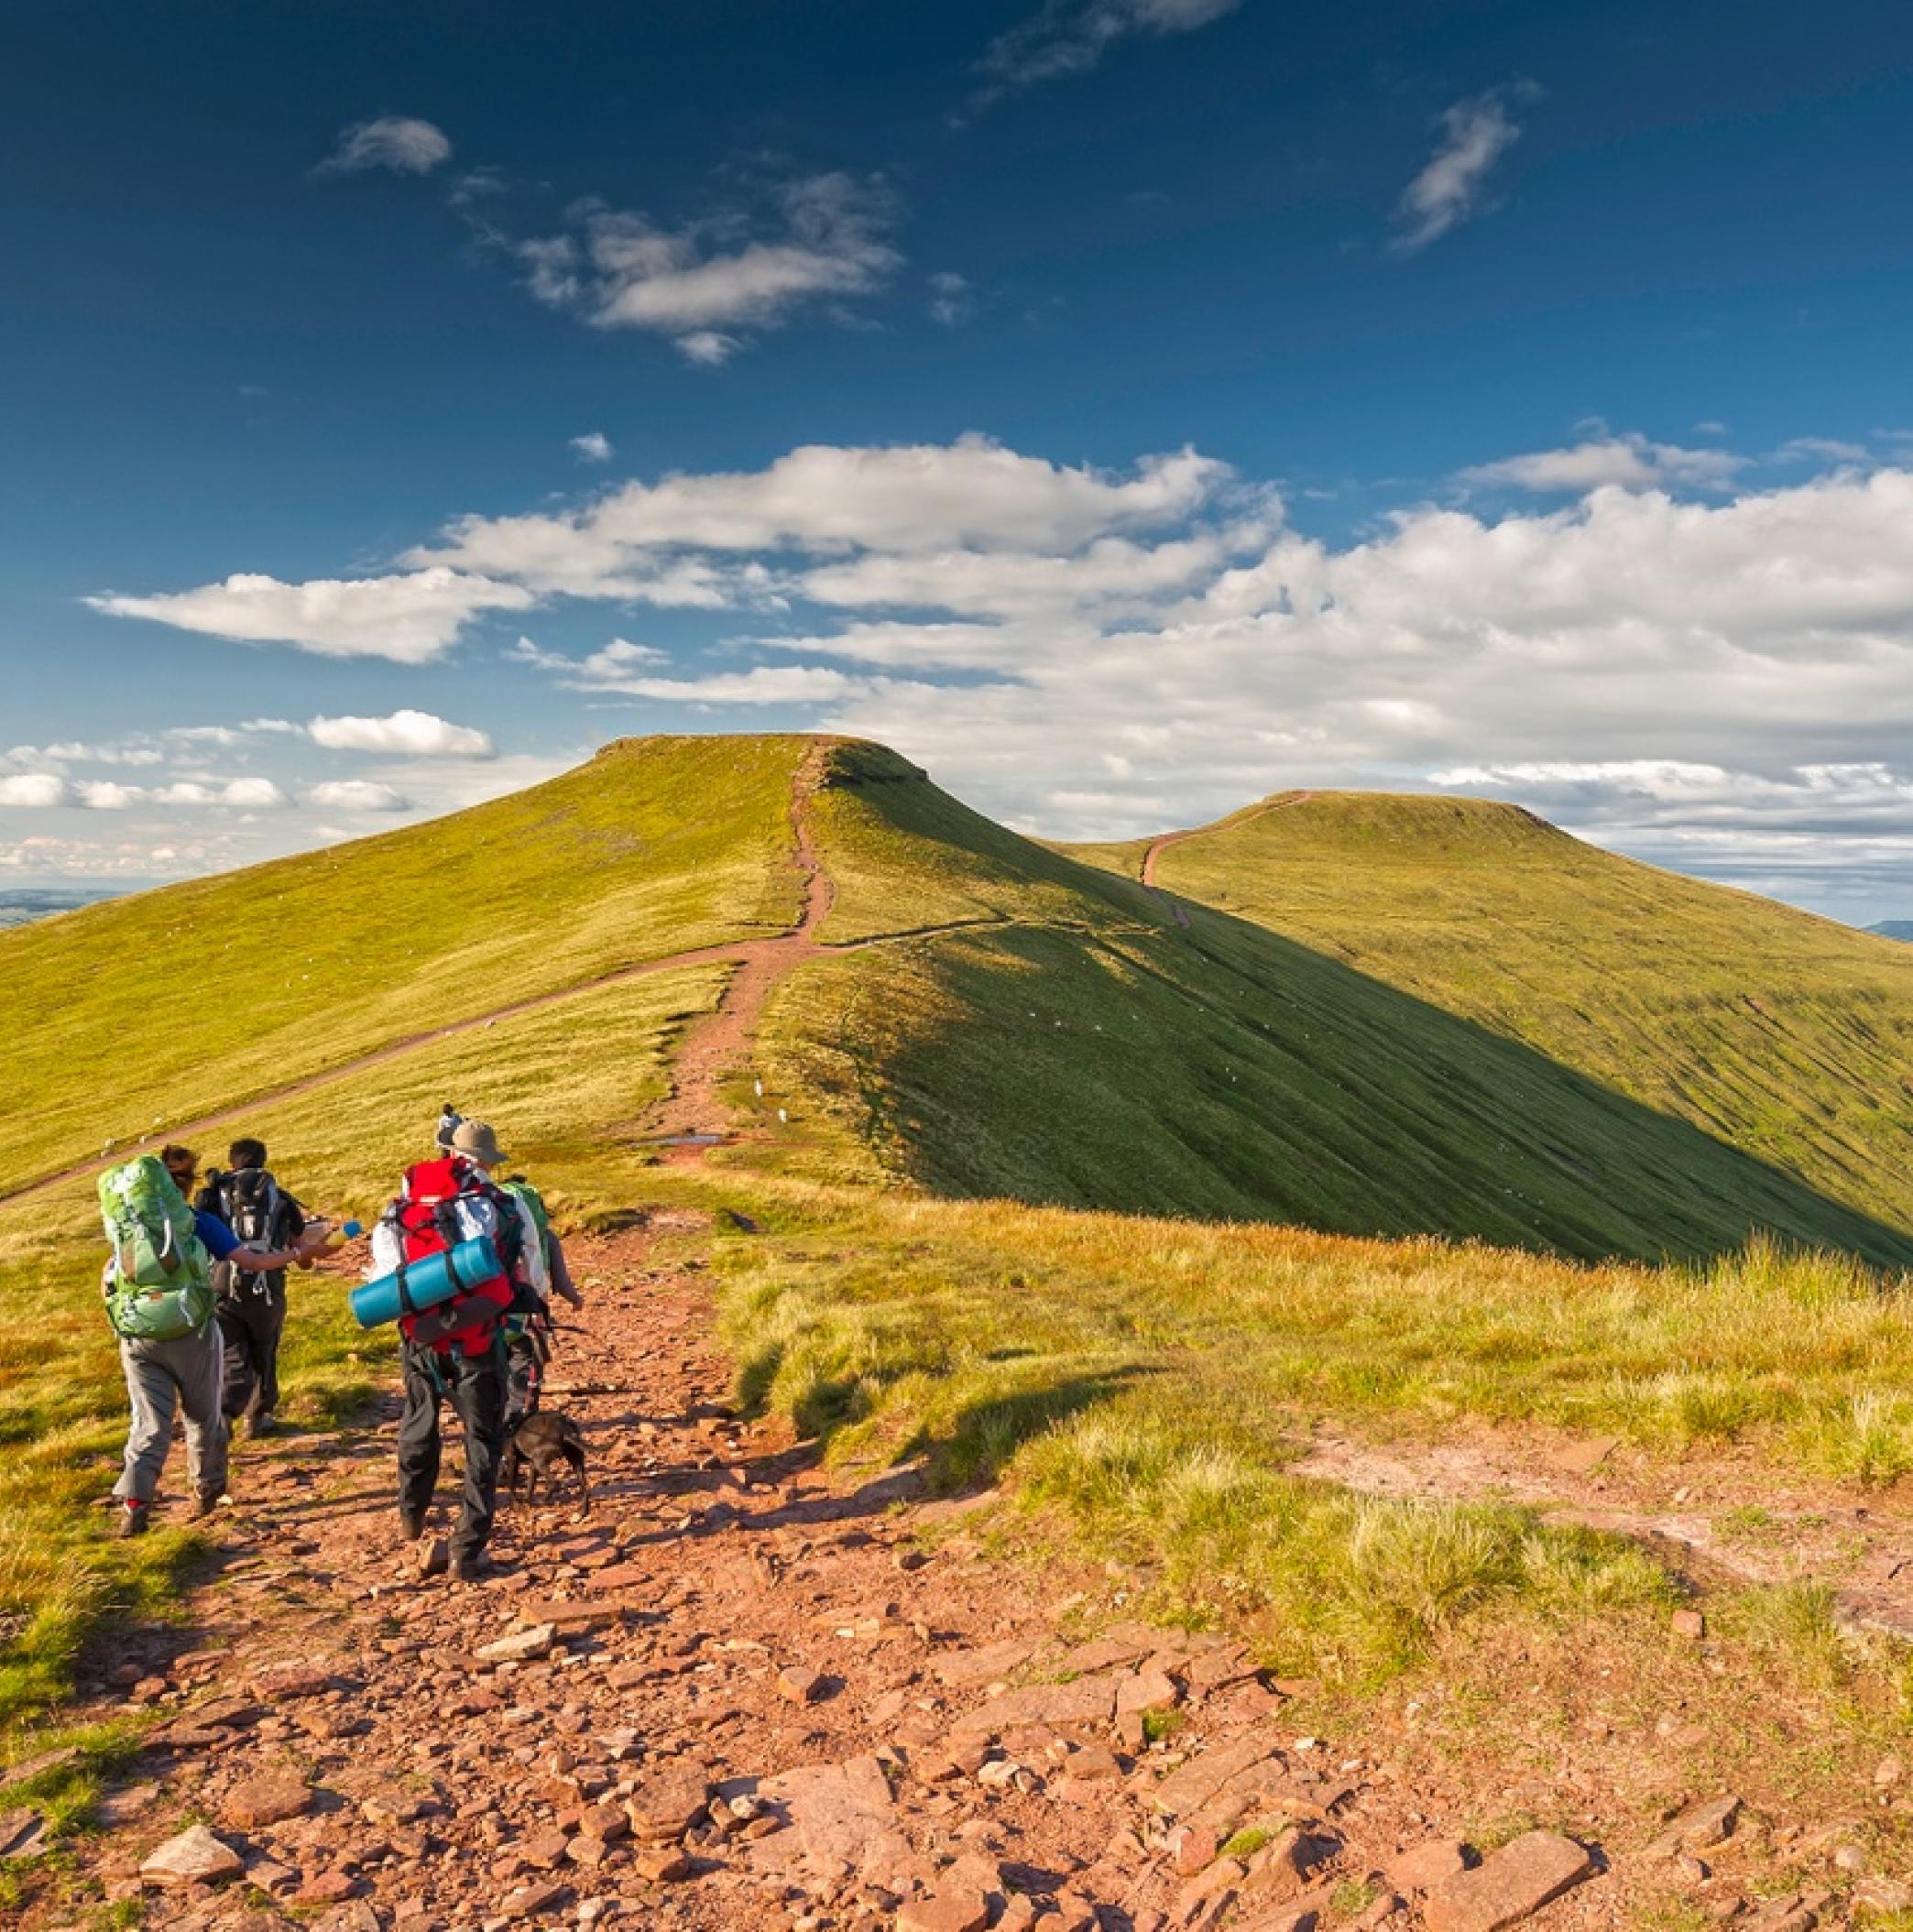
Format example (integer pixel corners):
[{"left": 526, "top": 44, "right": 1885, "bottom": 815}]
[
  {"left": 0, "top": 735, "right": 809, "bottom": 1195},
  {"left": 772, "top": 752, "right": 1911, "bottom": 1263},
  {"left": 5, "top": 738, "right": 1908, "bottom": 1264},
  {"left": 1066, "top": 791, "right": 1913, "bottom": 1242}
]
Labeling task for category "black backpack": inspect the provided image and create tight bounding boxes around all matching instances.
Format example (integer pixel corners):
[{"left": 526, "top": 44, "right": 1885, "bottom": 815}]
[{"left": 217, "top": 1168, "right": 285, "bottom": 1264}]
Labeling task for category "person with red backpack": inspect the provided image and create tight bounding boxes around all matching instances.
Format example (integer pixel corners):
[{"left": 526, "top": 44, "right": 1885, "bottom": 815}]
[{"left": 366, "top": 1118, "right": 546, "bottom": 1581}]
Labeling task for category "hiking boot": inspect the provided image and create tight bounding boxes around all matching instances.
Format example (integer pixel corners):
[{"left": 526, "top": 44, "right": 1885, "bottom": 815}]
[
  {"left": 448, "top": 1549, "right": 493, "bottom": 1585},
  {"left": 191, "top": 1489, "right": 224, "bottom": 1520},
  {"left": 246, "top": 1411, "right": 276, "bottom": 1439},
  {"left": 112, "top": 1499, "right": 149, "bottom": 1539},
  {"left": 399, "top": 1510, "right": 427, "bottom": 1542}
]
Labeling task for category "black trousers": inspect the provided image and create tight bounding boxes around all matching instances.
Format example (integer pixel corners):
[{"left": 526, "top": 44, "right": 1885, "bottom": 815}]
[
  {"left": 397, "top": 1337, "right": 506, "bottom": 1559},
  {"left": 215, "top": 1267, "right": 287, "bottom": 1422}
]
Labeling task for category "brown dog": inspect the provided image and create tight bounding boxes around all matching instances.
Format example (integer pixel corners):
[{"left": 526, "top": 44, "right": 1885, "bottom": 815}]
[{"left": 501, "top": 1409, "right": 590, "bottom": 1513}]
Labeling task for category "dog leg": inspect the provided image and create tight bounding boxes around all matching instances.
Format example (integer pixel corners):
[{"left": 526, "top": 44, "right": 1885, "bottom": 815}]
[{"left": 562, "top": 1440, "right": 590, "bottom": 1515}]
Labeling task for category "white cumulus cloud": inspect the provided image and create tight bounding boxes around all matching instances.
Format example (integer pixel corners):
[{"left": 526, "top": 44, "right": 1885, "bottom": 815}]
[
  {"left": 569, "top": 431, "right": 614, "bottom": 463},
  {"left": 1459, "top": 433, "right": 1747, "bottom": 495},
  {"left": 0, "top": 773, "right": 75, "bottom": 808},
  {"left": 417, "top": 437, "right": 1232, "bottom": 595},
  {"left": 308, "top": 780, "right": 411, "bottom": 813},
  {"left": 308, "top": 710, "right": 497, "bottom": 759}
]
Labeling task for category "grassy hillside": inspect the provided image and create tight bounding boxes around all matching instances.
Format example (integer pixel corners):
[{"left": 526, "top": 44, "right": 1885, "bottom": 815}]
[
  {"left": 0, "top": 959, "right": 729, "bottom": 1728},
  {"left": 1066, "top": 791, "right": 1913, "bottom": 1241},
  {"left": 781, "top": 761, "right": 1913, "bottom": 1265},
  {"left": 0, "top": 735, "right": 807, "bottom": 1195},
  {"left": 8, "top": 731, "right": 1913, "bottom": 1752}
]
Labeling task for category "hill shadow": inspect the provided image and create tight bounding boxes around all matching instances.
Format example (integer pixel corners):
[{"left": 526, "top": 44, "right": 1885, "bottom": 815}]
[{"left": 833, "top": 785, "right": 1913, "bottom": 1268}]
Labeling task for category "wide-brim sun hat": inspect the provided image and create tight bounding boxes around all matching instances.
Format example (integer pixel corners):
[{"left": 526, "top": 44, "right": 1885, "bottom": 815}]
[{"left": 450, "top": 1119, "right": 508, "bottom": 1164}]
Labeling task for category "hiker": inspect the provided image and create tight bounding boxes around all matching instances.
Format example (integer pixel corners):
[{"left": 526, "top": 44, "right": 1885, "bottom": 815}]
[
  {"left": 101, "top": 1145, "right": 327, "bottom": 1538},
  {"left": 435, "top": 1101, "right": 463, "bottom": 1156},
  {"left": 497, "top": 1167, "right": 585, "bottom": 1435},
  {"left": 196, "top": 1138, "right": 310, "bottom": 1437},
  {"left": 368, "top": 1119, "right": 546, "bottom": 1580}
]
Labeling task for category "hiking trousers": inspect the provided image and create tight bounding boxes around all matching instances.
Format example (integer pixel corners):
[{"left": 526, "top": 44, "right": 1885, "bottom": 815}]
[
  {"left": 115, "top": 1322, "right": 229, "bottom": 1505},
  {"left": 216, "top": 1266, "right": 287, "bottom": 1421},
  {"left": 397, "top": 1337, "right": 506, "bottom": 1561}
]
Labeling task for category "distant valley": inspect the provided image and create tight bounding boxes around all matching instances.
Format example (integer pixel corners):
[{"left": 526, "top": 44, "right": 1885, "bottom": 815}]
[{"left": 0, "top": 886, "right": 119, "bottom": 930}]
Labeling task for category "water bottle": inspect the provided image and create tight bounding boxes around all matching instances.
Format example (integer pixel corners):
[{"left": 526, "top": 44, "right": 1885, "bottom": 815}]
[{"left": 321, "top": 1219, "right": 364, "bottom": 1251}]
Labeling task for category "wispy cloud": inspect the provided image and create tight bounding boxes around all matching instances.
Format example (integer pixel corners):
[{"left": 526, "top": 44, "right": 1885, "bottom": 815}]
[
  {"left": 1459, "top": 431, "right": 1747, "bottom": 495},
  {"left": 976, "top": 0, "right": 1241, "bottom": 102},
  {"left": 928, "top": 271, "right": 974, "bottom": 328},
  {"left": 1393, "top": 85, "right": 1534, "bottom": 253},
  {"left": 307, "top": 779, "right": 411, "bottom": 813},
  {"left": 569, "top": 431, "right": 614, "bottom": 464},
  {"left": 508, "top": 171, "right": 900, "bottom": 364},
  {"left": 87, "top": 568, "right": 531, "bottom": 663},
  {"left": 1775, "top": 436, "right": 1871, "bottom": 465},
  {"left": 315, "top": 115, "right": 453, "bottom": 178}
]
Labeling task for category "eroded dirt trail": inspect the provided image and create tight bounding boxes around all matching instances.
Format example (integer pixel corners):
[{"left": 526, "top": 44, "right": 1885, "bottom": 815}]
[
  {"left": 1291, "top": 1424, "right": 1913, "bottom": 1641},
  {"left": 49, "top": 1226, "right": 1611, "bottom": 1932},
  {"left": 642, "top": 747, "right": 836, "bottom": 1147}
]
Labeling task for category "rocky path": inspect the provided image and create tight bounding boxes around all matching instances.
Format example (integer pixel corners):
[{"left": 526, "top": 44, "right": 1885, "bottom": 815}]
[
  {"left": 27, "top": 1226, "right": 1668, "bottom": 1932},
  {"left": 14, "top": 759, "right": 1906, "bottom": 1931}
]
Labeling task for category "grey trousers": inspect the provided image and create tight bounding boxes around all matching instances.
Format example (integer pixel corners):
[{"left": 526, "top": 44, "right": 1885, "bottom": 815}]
[{"left": 115, "top": 1323, "right": 230, "bottom": 1504}]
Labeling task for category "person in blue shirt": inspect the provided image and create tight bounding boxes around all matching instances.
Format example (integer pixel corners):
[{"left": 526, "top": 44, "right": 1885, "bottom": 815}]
[{"left": 108, "top": 1145, "right": 326, "bottom": 1539}]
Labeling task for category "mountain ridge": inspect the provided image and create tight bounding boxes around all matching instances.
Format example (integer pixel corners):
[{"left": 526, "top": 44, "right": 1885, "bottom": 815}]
[{"left": 7, "top": 737, "right": 1910, "bottom": 1267}]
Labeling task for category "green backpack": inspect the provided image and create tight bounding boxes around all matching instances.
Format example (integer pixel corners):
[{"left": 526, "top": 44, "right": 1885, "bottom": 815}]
[
  {"left": 97, "top": 1156, "right": 215, "bottom": 1342},
  {"left": 498, "top": 1178, "right": 553, "bottom": 1340},
  {"left": 501, "top": 1177, "right": 552, "bottom": 1257}
]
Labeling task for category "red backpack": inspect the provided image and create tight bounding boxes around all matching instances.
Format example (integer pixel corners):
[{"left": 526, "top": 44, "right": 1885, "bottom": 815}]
[{"left": 388, "top": 1158, "right": 519, "bottom": 1356}]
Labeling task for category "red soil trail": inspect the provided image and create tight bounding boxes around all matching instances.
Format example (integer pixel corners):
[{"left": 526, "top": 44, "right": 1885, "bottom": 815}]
[
  {"left": 1293, "top": 1426, "right": 1913, "bottom": 1643},
  {"left": 1137, "top": 788, "right": 1316, "bottom": 925},
  {"left": 641, "top": 743, "right": 837, "bottom": 1144},
  {"left": 2, "top": 754, "right": 847, "bottom": 1211}
]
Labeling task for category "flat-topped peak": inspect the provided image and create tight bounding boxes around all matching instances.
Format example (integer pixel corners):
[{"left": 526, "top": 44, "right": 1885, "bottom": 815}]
[{"left": 588, "top": 731, "right": 926, "bottom": 788}]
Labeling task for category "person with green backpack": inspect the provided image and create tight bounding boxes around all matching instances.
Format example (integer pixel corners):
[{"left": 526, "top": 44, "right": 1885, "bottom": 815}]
[{"left": 99, "top": 1145, "right": 327, "bottom": 1539}]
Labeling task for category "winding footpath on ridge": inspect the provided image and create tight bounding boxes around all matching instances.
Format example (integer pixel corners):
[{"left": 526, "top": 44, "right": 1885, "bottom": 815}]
[
  {"left": 15, "top": 762, "right": 1913, "bottom": 1930},
  {"left": 640, "top": 744, "right": 836, "bottom": 1147},
  {"left": 1138, "top": 792, "right": 1315, "bottom": 929},
  {"left": 6, "top": 748, "right": 835, "bottom": 1207}
]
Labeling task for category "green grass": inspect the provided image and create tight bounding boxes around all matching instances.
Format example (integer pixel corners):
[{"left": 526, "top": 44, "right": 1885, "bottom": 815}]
[
  {"left": 1068, "top": 790, "right": 1913, "bottom": 1240},
  {"left": 15, "top": 731, "right": 1913, "bottom": 1807},
  {"left": 766, "top": 915, "right": 1912, "bottom": 1266},
  {"left": 713, "top": 1179, "right": 1913, "bottom": 1673},
  {"left": 0, "top": 961, "right": 727, "bottom": 1741},
  {"left": 0, "top": 733, "right": 806, "bottom": 1194}
]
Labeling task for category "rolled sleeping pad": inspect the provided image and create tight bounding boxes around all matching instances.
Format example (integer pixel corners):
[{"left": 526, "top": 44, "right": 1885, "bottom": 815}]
[{"left": 349, "top": 1237, "right": 503, "bottom": 1331}]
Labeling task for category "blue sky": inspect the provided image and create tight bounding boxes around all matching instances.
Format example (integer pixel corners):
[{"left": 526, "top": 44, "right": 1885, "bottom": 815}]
[{"left": 8, "top": 0, "right": 1913, "bottom": 918}]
